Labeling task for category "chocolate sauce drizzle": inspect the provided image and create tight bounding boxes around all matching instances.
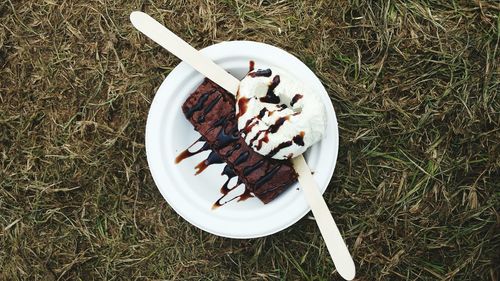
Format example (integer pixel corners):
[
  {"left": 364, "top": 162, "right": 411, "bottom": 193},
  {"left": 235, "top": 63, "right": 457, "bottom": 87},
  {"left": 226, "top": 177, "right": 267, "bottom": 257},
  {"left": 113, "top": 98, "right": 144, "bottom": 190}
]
[
  {"left": 259, "top": 108, "right": 267, "bottom": 116},
  {"left": 212, "top": 164, "right": 254, "bottom": 209},
  {"left": 198, "top": 95, "right": 221, "bottom": 122},
  {"left": 290, "top": 94, "right": 303, "bottom": 107},
  {"left": 249, "top": 69, "right": 272, "bottom": 78},
  {"left": 224, "top": 143, "right": 241, "bottom": 158},
  {"left": 219, "top": 165, "right": 238, "bottom": 194},
  {"left": 234, "top": 151, "right": 249, "bottom": 165},
  {"left": 267, "top": 142, "right": 293, "bottom": 158},
  {"left": 237, "top": 97, "right": 248, "bottom": 118},
  {"left": 260, "top": 75, "right": 281, "bottom": 104},
  {"left": 221, "top": 164, "right": 236, "bottom": 178},
  {"left": 243, "top": 108, "right": 267, "bottom": 134},
  {"left": 195, "top": 151, "right": 223, "bottom": 175},
  {"left": 293, "top": 131, "right": 305, "bottom": 146},
  {"left": 212, "top": 185, "right": 252, "bottom": 209},
  {"left": 249, "top": 116, "right": 289, "bottom": 148},
  {"left": 256, "top": 134, "right": 269, "bottom": 150},
  {"left": 176, "top": 136, "right": 256, "bottom": 208},
  {"left": 255, "top": 164, "right": 281, "bottom": 188},
  {"left": 243, "top": 159, "right": 265, "bottom": 176},
  {"left": 267, "top": 131, "right": 305, "bottom": 158},
  {"left": 212, "top": 166, "right": 250, "bottom": 209},
  {"left": 175, "top": 137, "right": 210, "bottom": 164},
  {"left": 268, "top": 116, "right": 288, "bottom": 133},
  {"left": 185, "top": 90, "right": 215, "bottom": 118},
  {"left": 249, "top": 60, "right": 255, "bottom": 72},
  {"left": 216, "top": 122, "right": 240, "bottom": 148}
]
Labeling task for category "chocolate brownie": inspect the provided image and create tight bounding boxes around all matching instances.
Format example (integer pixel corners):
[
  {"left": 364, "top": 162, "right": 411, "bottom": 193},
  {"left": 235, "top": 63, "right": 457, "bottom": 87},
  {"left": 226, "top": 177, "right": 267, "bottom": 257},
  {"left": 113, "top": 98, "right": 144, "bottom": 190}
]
[{"left": 182, "top": 78, "right": 298, "bottom": 203}]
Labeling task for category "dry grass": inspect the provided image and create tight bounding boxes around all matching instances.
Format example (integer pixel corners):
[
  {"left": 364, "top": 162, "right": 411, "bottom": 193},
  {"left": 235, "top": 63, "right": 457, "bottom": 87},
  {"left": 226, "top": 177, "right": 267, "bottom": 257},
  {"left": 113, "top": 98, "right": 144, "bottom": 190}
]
[{"left": 1, "top": 0, "right": 499, "bottom": 280}]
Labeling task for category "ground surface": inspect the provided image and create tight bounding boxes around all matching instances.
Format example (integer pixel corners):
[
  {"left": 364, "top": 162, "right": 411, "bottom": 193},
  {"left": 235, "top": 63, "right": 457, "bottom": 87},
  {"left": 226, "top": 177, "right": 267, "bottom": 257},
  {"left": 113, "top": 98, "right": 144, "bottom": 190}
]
[{"left": 1, "top": 0, "right": 499, "bottom": 280}]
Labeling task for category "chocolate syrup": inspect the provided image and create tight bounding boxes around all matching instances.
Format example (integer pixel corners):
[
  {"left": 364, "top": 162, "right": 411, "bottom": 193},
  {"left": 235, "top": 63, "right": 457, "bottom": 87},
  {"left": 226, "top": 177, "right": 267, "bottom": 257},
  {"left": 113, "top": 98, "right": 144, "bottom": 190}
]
[
  {"left": 194, "top": 151, "right": 223, "bottom": 175},
  {"left": 212, "top": 182, "right": 253, "bottom": 209},
  {"left": 290, "top": 94, "right": 303, "bottom": 107},
  {"left": 198, "top": 95, "right": 221, "bottom": 122},
  {"left": 219, "top": 177, "right": 237, "bottom": 196},
  {"left": 249, "top": 69, "right": 272, "bottom": 78},
  {"left": 267, "top": 141, "right": 293, "bottom": 158},
  {"left": 212, "top": 192, "right": 238, "bottom": 209},
  {"left": 224, "top": 143, "right": 241, "bottom": 158},
  {"left": 213, "top": 183, "right": 239, "bottom": 208},
  {"left": 238, "top": 188, "right": 253, "bottom": 201},
  {"left": 258, "top": 108, "right": 267, "bottom": 117},
  {"left": 220, "top": 165, "right": 238, "bottom": 194},
  {"left": 243, "top": 159, "right": 265, "bottom": 176},
  {"left": 243, "top": 108, "right": 267, "bottom": 134},
  {"left": 293, "top": 131, "right": 305, "bottom": 146},
  {"left": 268, "top": 116, "right": 288, "bottom": 133},
  {"left": 175, "top": 149, "right": 197, "bottom": 164},
  {"left": 249, "top": 116, "right": 288, "bottom": 148},
  {"left": 243, "top": 122, "right": 255, "bottom": 135},
  {"left": 256, "top": 134, "right": 269, "bottom": 150},
  {"left": 267, "top": 132, "right": 306, "bottom": 158},
  {"left": 175, "top": 137, "right": 210, "bottom": 163},
  {"left": 260, "top": 75, "right": 280, "bottom": 104},
  {"left": 234, "top": 151, "right": 249, "bottom": 165},
  {"left": 221, "top": 164, "right": 236, "bottom": 178},
  {"left": 216, "top": 124, "right": 239, "bottom": 148},
  {"left": 185, "top": 90, "right": 214, "bottom": 118},
  {"left": 212, "top": 166, "right": 253, "bottom": 209},
  {"left": 255, "top": 164, "right": 281, "bottom": 188},
  {"left": 213, "top": 116, "right": 227, "bottom": 127},
  {"left": 264, "top": 104, "right": 287, "bottom": 118},
  {"left": 237, "top": 97, "right": 249, "bottom": 118}
]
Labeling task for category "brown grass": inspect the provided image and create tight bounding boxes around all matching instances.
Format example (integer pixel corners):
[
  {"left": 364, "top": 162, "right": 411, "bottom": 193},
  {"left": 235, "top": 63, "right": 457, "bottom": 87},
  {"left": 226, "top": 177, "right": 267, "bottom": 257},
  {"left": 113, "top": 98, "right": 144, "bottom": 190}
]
[{"left": 1, "top": 0, "right": 498, "bottom": 280}]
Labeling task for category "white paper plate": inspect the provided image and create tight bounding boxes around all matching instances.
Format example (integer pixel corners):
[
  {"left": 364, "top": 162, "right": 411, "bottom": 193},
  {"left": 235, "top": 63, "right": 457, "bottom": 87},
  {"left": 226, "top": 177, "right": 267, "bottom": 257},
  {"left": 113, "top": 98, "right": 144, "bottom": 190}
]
[{"left": 146, "top": 41, "right": 338, "bottom": 239}]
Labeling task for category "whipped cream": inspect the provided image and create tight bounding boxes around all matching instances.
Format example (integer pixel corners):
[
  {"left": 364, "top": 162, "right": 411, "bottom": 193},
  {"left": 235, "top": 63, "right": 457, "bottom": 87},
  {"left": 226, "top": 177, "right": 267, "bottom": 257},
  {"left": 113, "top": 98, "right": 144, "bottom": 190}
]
[{"left": 236, "top": 67, "right": 326, "bottom": 160}]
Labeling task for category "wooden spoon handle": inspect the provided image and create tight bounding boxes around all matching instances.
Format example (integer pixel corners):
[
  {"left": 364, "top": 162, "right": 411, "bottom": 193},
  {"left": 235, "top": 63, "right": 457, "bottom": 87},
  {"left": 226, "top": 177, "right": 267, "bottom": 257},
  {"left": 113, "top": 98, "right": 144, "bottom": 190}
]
[
  {"left": 130, "top": 11, "right": 240, "bottom": 95},
  {"left": 293, "top": 156, "right": 355, "bottom": 280}
]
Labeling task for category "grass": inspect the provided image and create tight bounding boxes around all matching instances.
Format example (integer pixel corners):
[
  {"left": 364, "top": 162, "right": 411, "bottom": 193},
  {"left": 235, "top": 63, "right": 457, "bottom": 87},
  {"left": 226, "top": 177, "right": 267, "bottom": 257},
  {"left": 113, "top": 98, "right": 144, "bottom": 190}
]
[{"left": 0, "top": 0, "right": 498, "bottom": 280}]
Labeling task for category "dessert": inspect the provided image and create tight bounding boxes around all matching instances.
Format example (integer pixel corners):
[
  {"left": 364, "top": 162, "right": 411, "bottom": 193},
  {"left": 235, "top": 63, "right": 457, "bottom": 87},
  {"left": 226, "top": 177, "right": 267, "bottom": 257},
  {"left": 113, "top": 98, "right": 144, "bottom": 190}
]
[
  {"left": 176, "top": 61, "right": 327, "bottom": 207},
  {"left": 236, "top": 67, "right": 326, "bottom": 159},
  {"left": 176, "top": 78, "right": 298, "bottom": 206}
]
